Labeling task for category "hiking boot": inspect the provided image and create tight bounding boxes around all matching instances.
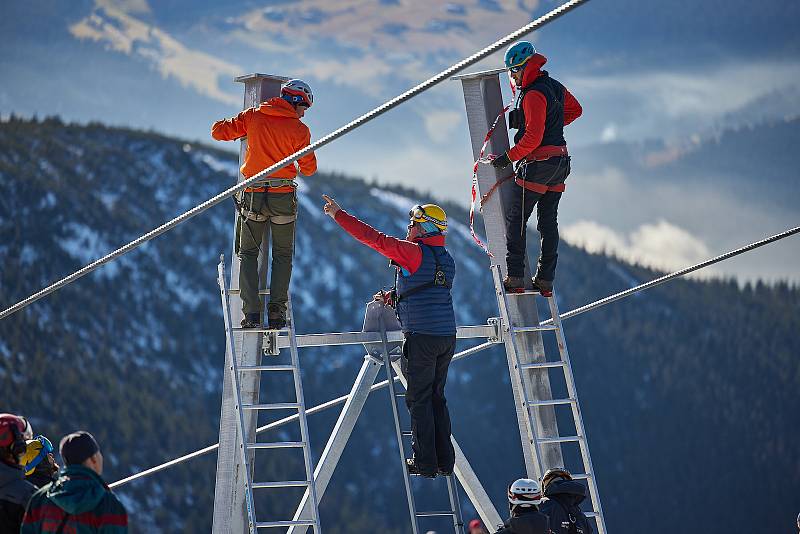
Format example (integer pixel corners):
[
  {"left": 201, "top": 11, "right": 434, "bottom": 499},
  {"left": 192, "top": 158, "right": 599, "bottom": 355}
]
[
  {"left": 532, "top": 277, "right": 554, "bottom": 297},
  {"left": 267, "top": 304, "right": 287, "bottom": 330},
  {"left": 240, "top": 313, "right": 262, "bottom": 329},
  {"left": 503, "top": 275, "right": 526, "bottom": 293},
  {"left": 406, "top": 458, "right": 437, "bottom": 478}
]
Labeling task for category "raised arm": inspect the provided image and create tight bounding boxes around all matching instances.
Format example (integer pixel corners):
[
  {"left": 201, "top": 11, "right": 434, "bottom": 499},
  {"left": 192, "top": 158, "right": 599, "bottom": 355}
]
[
  {"left": 211, "top": 108, "right": 251, "bottom": 141},
  {"left": 323, "top": 195, "right": 422, "bottom": 273}
]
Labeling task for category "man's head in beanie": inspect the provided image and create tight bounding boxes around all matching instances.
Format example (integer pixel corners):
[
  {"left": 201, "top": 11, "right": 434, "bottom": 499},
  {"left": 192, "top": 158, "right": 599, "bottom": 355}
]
[{"left": 60, "top": 431, "right": 103, "bottom": 475}]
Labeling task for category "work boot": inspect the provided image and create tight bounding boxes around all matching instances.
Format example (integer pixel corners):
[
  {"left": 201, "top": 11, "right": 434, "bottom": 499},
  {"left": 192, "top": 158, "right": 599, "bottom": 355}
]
[
  {"left": 532, "top": 277, "right": 554, "bottom": 297},
  {"left": 240, "top": 313, "right": 262, "bottom": 329},
  {"left": 503, "top": 275, "right": 526, "bottom": 293},
  {"left": 267, "top": 304, "right": 287, "bottom": 330},
  {"left": 406, "top": 458, "right": 437, "bottom": 478}
]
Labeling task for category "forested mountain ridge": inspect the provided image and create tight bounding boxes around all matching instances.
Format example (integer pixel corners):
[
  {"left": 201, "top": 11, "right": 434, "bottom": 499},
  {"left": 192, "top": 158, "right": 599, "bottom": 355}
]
[{"left": 0, "top": 116, "right": 797, "bottom": 533}]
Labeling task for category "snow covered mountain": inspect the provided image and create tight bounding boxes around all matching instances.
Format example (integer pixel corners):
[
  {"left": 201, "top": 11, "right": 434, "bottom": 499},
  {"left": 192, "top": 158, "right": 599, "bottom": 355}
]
[{"left": 1, "top": 117, "right": 798, "bottom": 533}]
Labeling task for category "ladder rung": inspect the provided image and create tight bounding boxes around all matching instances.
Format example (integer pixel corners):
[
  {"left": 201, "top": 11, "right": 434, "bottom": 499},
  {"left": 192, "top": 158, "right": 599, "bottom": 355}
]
[
  {"left": 252, "top": 480, "right": 310, "bottom": 489},
  {"left": 232, "top": 327, "right": 285, "bottom": 333},
  {"left": 247, "top": 441, "right": 305, "bottom": 449},
  {"left": 227, "top": 289, "right": 270, "bottom": 295},
  {"left": 527, "top": 398, "right": 576, "bottom": 407},
  {"left": 570, "top": 473, "right": 591, "bottom": 480},
  {"left": 538, "top": 435, "right": 583, "bottom": 444},
  {"left": 520, "top": 361, "right": 566, "bottom": 369},
  {"left": 257, "top": 520, "right": 317, "bottom": 528},
  {"left": 585, "top": 512, "right": 599, "bottom": 518},
  {"left": 242, "top": 403, "right": 300, "bottom": 410},
  {"left": 510, "top": 325, "right": 558, "bottom": 333},
  {"left": 505, "top": 290, "right": 546, "bottom": 297},
  {"left": 395, "top": 393, "right": 406, "bottom": 397},
  {"left": 401, "top": 431, "right": 413, "bottom": 436},
  {"left": 416, "top": 511, "right": 455, "bottom": 517},
  {"left": 239, "top": 364, "right": 295, "bottom": 372}
]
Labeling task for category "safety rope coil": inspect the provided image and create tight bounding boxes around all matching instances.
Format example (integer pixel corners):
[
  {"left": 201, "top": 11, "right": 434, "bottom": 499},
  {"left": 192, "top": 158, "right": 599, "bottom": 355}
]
[{"left": 0, "top": 0, "right": 592, "bottom": 320}]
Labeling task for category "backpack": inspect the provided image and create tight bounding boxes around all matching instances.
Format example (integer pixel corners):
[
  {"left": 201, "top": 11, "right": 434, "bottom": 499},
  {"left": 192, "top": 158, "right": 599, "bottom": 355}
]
[{"left": 553, "top": 497, "right": 592, "bottom": 534}]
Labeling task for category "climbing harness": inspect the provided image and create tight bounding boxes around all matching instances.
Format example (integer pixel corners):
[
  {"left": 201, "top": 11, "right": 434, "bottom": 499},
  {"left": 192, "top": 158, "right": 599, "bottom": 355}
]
[{"left": 393, "top": 245, "right": 452, "bottom": 303}]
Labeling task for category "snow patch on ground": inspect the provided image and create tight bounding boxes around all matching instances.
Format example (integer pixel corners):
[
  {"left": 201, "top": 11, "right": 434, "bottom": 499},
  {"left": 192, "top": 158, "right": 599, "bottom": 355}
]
[
  {"left": 97, "top": 191, "right": 118, "bottom": 210},
  {"left": 197, "top": 152, "right": 239, "bottom": 178},
  {"left": 368, "top": 188, "right": 415, "bottom": 214},
  {"left": 38, "top": 192, "right": 56, "bottom": 210},
  {"left": 606, "top": 261, "right": 641, "bottom": 289},
  {"left": 60, "top": 223, "right": 119, "bottom": 277},
  {"left": 20, "top": 244, "right": 38, "bottom": 265}
]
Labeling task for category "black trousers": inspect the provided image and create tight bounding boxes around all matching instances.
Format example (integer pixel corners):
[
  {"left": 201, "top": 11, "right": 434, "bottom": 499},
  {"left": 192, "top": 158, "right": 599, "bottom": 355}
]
[
  {"left": 505, "top": 157, "right": 570, "bottom": 280},
  {"left": 401, "top": 333, "right": 456, "bottom": 472}
]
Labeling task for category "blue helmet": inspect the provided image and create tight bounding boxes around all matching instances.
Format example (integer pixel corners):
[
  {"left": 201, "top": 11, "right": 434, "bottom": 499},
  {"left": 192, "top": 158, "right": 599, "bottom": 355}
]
[{"left": 504, "top": 41, "right": 536, "bottom": 70}]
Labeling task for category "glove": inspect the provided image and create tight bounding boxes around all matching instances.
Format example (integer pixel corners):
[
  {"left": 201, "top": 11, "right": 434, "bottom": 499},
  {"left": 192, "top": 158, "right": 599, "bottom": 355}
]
[{"left": 491, "top": 153, "right": 511, "bottom": 169}]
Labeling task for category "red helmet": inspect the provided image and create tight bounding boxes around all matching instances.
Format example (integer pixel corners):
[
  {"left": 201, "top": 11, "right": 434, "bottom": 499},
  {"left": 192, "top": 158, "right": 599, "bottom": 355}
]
[
  {"left": 0, "top": 414, "right": 28, "bottom": 458},
  {"left": 281, "top": 79, "right": 313, "bottom": 108}
]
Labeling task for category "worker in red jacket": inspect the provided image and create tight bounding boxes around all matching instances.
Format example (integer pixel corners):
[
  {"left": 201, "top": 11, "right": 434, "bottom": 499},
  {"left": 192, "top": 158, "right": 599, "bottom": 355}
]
[
  {"left": 492, "top": 41, "right": 582, "bottom": 296},
  {"left": 322, "top": 194, "right": 457, "bottom": 478}
]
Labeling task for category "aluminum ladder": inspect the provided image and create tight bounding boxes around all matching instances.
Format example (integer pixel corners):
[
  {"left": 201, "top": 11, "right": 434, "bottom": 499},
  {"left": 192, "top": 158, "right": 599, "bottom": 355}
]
[
  {"left": 491, "top": 265, "right": 607, "bottom": 534},
  {"left": 375, "top": 312, "right": 465, "bottom": 534},
  {"left": 217, "top": 259, "right": 322, "bottom": 533}
]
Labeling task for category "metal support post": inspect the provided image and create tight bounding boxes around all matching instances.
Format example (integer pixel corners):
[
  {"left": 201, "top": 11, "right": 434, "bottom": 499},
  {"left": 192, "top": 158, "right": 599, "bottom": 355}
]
[
  {"left": 453, "top": 70, "right": 563, "bottom": 477},
  {"left": 213, "top": 73, "right": 289, "bottom": 534}
]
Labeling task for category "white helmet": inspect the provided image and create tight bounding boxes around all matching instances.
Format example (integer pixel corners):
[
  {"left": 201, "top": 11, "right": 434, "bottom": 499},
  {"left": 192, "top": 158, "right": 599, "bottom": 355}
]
[
  {"left": 281, "top": 79, "right": 313, "bottom": 108},
  {"left": 508, "top": 478, "right": 542, "bottom": 506}
]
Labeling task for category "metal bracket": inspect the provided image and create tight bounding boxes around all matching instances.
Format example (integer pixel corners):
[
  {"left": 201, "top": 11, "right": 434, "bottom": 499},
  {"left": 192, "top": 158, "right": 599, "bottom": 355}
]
[
  {"left": 487, "top": 316, "right": 504, "bottom": 343},
  {"left": 262, "top": 331, "right": 280, "bottom": 356}
]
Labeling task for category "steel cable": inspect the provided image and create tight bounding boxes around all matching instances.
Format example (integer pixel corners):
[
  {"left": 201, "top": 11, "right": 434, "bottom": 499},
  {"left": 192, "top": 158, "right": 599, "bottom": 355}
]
[
  {"left": 0, "top": 0, "right": 592, "bottom": 320},
  {"left": 109, "top": 225, "right": 799, "bottom": 489}
]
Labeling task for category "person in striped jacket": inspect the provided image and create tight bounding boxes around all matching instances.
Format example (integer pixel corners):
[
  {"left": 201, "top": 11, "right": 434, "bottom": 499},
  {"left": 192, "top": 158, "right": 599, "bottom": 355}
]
[{"left": 22, "top": 432, "right": 127, "bottom": 533}]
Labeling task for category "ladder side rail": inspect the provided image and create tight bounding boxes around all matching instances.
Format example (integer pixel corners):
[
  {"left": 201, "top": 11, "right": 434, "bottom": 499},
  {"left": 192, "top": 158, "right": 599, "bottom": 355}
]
[
  {"left": 217, "top": 260, "right": 257, "bottom": 534},
  {"left": 546, "top": 294, "right": 607, "bottom": 534},
  {"left": 490, "top": 266, "right": 546, "bottom": 476},
  {"left": 378, "top": 314, "right": 420, "bottom": 534},
  {"left": 444, "top": 474, "right": 466, "bottom": 534},
  {"left": 286, "top": 299, "right": 323, "bottom": 532}
]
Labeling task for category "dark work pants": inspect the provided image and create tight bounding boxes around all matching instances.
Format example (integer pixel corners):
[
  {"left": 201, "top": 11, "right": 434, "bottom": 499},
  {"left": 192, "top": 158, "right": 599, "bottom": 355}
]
[
  {"left": 401, "top": 333, "right": 457, "bottom": 472},
  {"left": 235, "top": 191, "right": 297, "bottom": 315},
  {"left": 505, "top": 157, "right": 569, "bottom": 281}
]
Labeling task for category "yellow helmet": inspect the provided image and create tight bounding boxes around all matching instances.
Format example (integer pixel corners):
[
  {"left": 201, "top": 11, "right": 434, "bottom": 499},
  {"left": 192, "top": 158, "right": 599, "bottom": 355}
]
[
  {"left": 20, "top": 436, "right": 53, "bottom": 475},
  {"left": 409, "top": 204, "right": 447, "bottom": 233}
]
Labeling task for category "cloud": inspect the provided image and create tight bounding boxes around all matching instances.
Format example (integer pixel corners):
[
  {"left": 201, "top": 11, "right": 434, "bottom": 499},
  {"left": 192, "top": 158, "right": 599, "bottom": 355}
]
[
  {"left": 562, "top": 219, "right": 715, "bottom": 276},
  {"left": 69, "top": 0, "right": 242, "bottom": 106},
  {"left": 570, "top": 60, "right": 800, "bottom": 142}
]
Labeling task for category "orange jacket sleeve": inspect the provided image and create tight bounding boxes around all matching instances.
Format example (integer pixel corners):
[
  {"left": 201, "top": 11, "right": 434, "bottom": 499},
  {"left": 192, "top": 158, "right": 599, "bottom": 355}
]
[
  {"left": 296, "top": 126, "right": 317, "bottom": 176},
  {"left": 507, "top": 90, "right": 547, "bottom": 162},
  {"left": 211, "top": 109, "right": 250, "bottom": 141},
  {"left": 563, "top": 88, "right": 582, "bottom": 126}
]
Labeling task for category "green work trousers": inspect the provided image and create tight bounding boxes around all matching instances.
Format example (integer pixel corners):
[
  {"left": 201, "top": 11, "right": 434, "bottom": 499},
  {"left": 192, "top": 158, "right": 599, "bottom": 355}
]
[{"left": 235, "top": 191, "right": 297, "bottom": 316}]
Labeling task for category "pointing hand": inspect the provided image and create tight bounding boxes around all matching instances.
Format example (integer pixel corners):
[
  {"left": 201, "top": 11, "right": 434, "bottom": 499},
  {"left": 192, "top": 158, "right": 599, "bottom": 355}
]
[{"left": 322, "top": 194, "right": 341, "bottom": 219}]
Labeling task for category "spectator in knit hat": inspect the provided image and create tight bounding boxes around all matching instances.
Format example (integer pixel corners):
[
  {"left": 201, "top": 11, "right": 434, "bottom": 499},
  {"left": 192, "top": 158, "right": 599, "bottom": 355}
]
[{"left": 22, "top": 431, "right": 128, "bottom": 533}]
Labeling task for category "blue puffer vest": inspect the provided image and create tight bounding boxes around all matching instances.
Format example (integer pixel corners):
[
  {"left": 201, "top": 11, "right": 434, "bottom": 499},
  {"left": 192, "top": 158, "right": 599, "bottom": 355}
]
[{"left": 395, "top": 244, "right": 456, "bottom": 336}]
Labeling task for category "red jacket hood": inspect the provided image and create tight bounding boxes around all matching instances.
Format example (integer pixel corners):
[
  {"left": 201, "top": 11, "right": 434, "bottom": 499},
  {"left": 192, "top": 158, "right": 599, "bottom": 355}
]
[
  {"left": 521, "top": 53, "right": 548, "bottom": 87},
  {"left": 258, "top": 97, "right": 300, "bottom": 118}
]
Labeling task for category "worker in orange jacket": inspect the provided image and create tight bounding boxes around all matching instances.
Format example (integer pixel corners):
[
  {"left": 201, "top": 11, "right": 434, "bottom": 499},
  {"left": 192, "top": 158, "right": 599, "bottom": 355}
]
[{"left": 211, "top": 79, "right": 317, "bottom": 329}]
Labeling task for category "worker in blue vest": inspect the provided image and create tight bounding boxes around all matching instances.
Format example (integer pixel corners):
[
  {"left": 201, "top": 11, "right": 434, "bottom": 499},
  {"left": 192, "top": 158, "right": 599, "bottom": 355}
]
[{"left": 322, "top": 194, "right": 457, "bottom": 478}]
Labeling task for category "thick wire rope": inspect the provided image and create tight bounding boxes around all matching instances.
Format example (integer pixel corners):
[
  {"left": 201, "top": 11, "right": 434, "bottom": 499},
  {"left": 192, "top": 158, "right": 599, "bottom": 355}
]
[
  {"left": 0, "top": 0, "right": 592, "bottom": 321},
  {"left": 108, "top": 225, "right": 799, "bottom": 489}
]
